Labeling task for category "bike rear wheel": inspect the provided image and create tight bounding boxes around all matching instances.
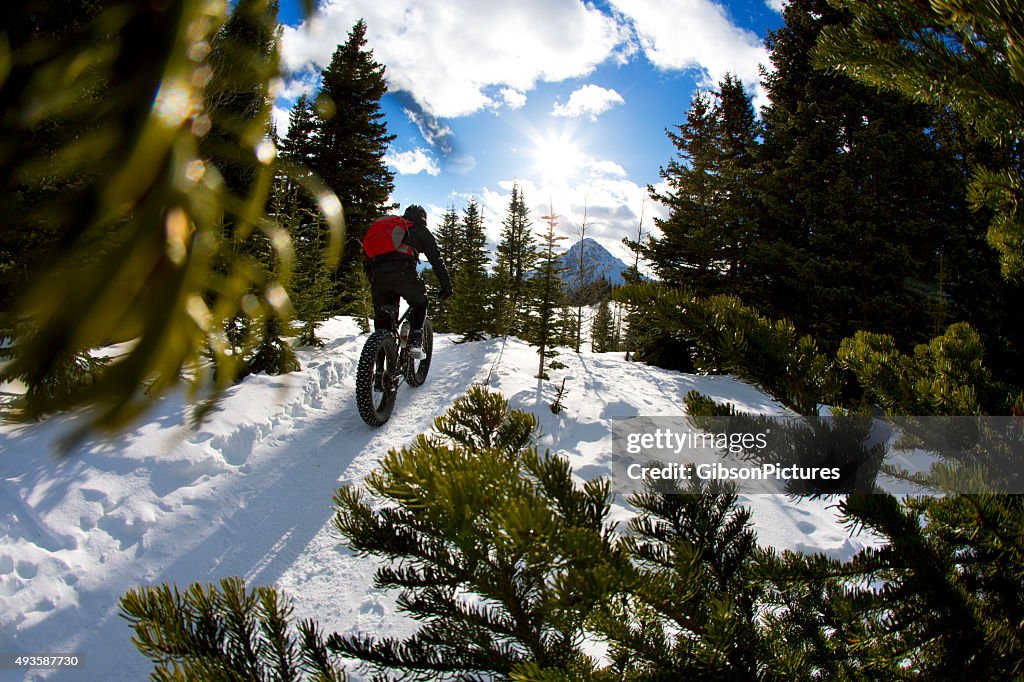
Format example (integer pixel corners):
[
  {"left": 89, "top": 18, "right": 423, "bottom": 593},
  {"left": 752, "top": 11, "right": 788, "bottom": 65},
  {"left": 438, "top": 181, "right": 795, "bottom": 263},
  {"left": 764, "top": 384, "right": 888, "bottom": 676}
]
[
  {"left": 405, "top": 318, "right": 433, "bottom": 387},
  {"left": 356, "top": 330, "right": 398, "bottom": 426}
]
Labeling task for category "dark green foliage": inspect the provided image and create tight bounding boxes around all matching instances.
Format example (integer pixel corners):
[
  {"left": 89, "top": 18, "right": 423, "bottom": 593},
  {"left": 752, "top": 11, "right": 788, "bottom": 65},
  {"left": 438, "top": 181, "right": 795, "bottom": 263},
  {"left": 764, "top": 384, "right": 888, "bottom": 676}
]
[
  {"left": 493, "top": 184, "right": 538, "bottom": 337},
  {"left": 331, "top": 386, "right": 622, "bottom": 680},
  {"left": 424, "top": 205, "right": 461, "bottom": 333},
  {"left": 313, "top": 20, "right": 395, "bottom": 301},
  {"left": 337, "top": 263, "right": 373, "bottom": 335},
  {"left": 447, "top": 199, "right": 493, "bottom": 341},
  {"left": 762, "top": 493, "right": 1024, "bottom": 679},
  {"left": 277, "top": 99, "right": 336, "bottom": 346},
  {"left": 590, "top": 299, "right": 617, "bottom": 353},
  {"left": 751, "top": 0, "right": 989, "bottom": 350},
  {"left": 120, "top": 577, "right": 346, "bottom": 681},
  {"left": 597, "top": 477, "right": 765, "bottom": 680},
  {"left": 685, "top": 390, "right": 884, "bottom": 495},
  {"left": 815, "top": 0, "right": 1024, "bottom": 282},
  {"left": 122, "top": 386, "right": 1024, "bottom": 680},
  {"left": 524, "top": 213, "right": 569, "bottom": 379},
  {"left": 0, "top": 0, "right": 339, "bottom": 435},
  {"left": 683, "top": 390, "right": 738, "bottom": 417},
  {"left": 242, "top": 318, "right": 301, "bottom": 378},
  {"left": 3, "top": 345, "right": 110, "bottom": 420},
  {"left": 643, "top": 75, "right": 759, "bottom": 298}
]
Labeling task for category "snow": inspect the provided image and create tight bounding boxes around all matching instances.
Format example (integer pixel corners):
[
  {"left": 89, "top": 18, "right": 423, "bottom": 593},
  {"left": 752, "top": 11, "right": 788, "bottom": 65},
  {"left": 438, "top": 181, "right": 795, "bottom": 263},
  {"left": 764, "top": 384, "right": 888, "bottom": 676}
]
[{"left": 1, "top": 317, "right": 884, "bottom": 681}]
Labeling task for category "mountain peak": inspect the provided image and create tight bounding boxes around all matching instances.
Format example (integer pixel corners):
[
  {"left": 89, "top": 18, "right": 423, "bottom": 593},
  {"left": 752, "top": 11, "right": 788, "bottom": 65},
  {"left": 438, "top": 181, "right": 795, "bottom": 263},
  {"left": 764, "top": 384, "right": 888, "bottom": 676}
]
[{"left": 559, "top": 238, "right": 631, "bottom": 288}]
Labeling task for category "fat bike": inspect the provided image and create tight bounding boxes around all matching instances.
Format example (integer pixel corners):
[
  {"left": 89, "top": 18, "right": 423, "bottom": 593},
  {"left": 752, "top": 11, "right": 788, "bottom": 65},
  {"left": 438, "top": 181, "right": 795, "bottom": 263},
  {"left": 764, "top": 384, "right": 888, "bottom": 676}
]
[{"left": 355, "top": 306, "right": 433, "bottom": 426}]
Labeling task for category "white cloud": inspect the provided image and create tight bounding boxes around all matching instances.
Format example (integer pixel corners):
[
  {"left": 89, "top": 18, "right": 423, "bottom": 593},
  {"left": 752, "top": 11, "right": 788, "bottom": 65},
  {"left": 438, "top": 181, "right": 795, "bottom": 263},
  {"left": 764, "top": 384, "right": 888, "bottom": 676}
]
[
  {"left": 551, "top": 84, "right": 624, "bottom": 120},
  {"left": 475, "top": 153, "right": 666, "bottom": 266},
  {"left": 280, "top": 0, "right": 629, "bottom": 119},
  {"left": 500, "top": 88, "right": 527, "bottom": 110},
  {"left": 765, "top": 0, "right": 787, "bottom": 12},
  {"left": 271, "top": 106, "right": 291, "bottom": 138},
  {"left": 404, "top": 107, "right": 455, "bottom": 153},
  {"left": 384, "top": 148, "right": 441, "bottom": 176},
  {"left": 609, "top": 0, "right": 771, "bottom": 109}
]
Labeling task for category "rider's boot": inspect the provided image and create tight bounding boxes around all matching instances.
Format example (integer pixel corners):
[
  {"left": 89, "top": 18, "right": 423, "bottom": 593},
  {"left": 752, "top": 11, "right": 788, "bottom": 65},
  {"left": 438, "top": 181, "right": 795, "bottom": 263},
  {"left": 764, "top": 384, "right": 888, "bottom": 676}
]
[{"left": 409, "top": 329, "right": 425, "bottom": 360}]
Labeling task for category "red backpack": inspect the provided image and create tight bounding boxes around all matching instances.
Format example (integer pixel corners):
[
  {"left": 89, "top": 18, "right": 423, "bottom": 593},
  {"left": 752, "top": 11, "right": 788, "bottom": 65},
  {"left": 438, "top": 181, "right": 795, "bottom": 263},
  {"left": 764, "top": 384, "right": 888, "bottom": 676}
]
[{"left": 363, "top": 216, "right": 416, "bottom": 259}]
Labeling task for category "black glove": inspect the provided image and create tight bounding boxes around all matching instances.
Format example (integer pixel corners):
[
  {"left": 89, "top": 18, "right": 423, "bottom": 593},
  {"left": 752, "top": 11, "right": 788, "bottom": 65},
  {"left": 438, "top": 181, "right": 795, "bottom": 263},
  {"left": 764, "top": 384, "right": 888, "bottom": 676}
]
[{"left": 440, "top": 286, "right": 454, "bottom": 301}]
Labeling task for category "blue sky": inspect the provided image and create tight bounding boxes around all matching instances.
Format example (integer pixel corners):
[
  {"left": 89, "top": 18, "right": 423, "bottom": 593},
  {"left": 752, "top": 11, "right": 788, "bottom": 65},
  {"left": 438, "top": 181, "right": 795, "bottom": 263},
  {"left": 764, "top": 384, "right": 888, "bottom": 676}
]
[{"left": 275, "top": 0, "right": 786, "bottom": 263}]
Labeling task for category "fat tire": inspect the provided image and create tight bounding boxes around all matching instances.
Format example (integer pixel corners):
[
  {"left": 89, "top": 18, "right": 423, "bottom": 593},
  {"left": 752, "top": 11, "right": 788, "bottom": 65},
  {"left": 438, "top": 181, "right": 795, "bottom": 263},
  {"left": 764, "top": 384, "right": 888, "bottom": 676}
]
[
  {"left": 356, "top": 330, "right": 398, "bottom": 427},
  {"left": 405, "top": 318, "right": 433, "bottom": 387}
]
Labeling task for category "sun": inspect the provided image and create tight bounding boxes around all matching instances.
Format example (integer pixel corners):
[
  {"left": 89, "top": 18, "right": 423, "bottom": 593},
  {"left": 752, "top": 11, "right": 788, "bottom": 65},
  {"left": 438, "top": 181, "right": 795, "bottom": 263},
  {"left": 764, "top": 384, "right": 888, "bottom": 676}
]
[{"left": 526, "top": 127, "right": 587, "bottom": 188}]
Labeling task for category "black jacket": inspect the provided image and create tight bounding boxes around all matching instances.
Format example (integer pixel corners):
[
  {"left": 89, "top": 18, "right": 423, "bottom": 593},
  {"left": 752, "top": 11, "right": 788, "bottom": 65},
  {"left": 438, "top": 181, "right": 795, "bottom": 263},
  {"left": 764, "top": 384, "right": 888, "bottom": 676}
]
[{"left": 364, "top": 218, "right": 452, "bottom": 292}]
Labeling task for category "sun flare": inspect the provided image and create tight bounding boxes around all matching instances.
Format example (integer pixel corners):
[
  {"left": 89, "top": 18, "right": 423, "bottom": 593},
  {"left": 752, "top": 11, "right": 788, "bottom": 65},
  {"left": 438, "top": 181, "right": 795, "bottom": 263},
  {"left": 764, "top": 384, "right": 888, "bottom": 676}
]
[{"left": 527, "top": 128, "right": 587, "bottom": 188}]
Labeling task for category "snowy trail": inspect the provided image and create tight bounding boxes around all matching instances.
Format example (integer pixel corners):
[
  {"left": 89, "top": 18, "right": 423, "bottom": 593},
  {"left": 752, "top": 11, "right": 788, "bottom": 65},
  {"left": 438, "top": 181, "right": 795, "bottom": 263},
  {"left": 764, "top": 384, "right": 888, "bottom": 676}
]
[
  {"left": 1, "top": 322, "right": 505, "bottom": 681},
  {"left": 0, "top": 319, "right": 878, "bottom": 681}
]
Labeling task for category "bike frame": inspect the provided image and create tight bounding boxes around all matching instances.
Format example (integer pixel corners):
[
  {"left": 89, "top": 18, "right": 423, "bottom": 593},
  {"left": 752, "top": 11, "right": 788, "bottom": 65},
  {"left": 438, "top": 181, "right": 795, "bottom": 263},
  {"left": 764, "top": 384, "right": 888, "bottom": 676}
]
[{"left": 380, "top": 304, "right": 414, "bottom": 384}]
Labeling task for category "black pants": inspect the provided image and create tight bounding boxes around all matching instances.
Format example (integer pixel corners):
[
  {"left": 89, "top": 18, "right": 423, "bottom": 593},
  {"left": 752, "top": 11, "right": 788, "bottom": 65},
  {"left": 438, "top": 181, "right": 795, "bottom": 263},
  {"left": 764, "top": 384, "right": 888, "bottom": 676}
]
[{"left": 370, "top": 261, "right": 428, "bottom": 332}]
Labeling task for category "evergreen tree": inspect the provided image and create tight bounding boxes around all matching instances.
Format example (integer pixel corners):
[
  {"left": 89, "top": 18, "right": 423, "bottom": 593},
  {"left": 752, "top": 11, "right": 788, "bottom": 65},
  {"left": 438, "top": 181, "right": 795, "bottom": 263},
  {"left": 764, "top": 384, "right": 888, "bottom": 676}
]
[
  {"left": 0, "top": 0, "right": 325, "bottom": 432},
  {"left": 278, "top": 94, "right": 320, "bottom": 172},
  {"left": 122, "top": 387, "right": 1024, "bottom": 680},
  {"left": 493, "top": 183, "right": 537, "bottom": 337},
  {"left": 0, "top": 1, "right": 106, "bottom": 315},
  {"left": 642, "top": 75, "right": 758, "bottom": 297},
  {"left": 814, "top": 0, "right": 1024, "bottom": 387},
  {"left": 339, "top": 263, "right": 373, "bottom": 334},
  {"left": 313, "top": 19, "right": 395, "bottom": 311},
  {"left": 524, "top": 207, "right": 569, "bottom": 379},
  {"left": 424, "top": 205, "right": 461, "bottom": 333},
  {"left": 751, "top": 0, "right": 975, "bottom": 349},
  {"left": 621, "top": 208, "right": 648, "bottom": 362},
  {"left": 206, "top": 0, "right": 299, "bottom": 378},
  {"left": 278, "top": 98, "right": 334, "bottom": 346},
  {"left": 815, "top": 0, "right": 1024, "bottom": 282},
  {"left": 643, "top": 91, "right": 717, "bottom": 292},
  {"left": 590, "top": 298, "right": 616, "bottom": 352},
  {"left": 446, "top": 199, "right": 491, "bottom": 341}
]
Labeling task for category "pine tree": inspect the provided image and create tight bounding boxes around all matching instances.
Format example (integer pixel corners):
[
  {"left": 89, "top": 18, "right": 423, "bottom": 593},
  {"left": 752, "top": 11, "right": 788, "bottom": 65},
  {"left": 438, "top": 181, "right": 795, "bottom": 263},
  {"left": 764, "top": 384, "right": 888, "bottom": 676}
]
[
  {"left": 339, "top": 263, "right": 373, "bottom": 334},
  {"left": 121, "top": 577, "right": 346, "bottom": 680},
  {"left": 642, "top": 75, "right": 758, "bottom": 298},
  {"left": 313, "top": 19, "right": 396, "bottom": 311},
  {"left": 813, "top": 0, "right": 1024, "bottom": 388},
  {"left": 643, "top": 91, "right": 717, "bottom": 292},
  {"left": 0, "top": 0, "right": 318, "bottom": 432},
  {"left": 590, "top": 298, "right": 616, "bottom": 352},
  {"left": 206, "top": 0, "right": 299, "bottom": 378},
  {"left": 524, "top": 206, "right": 569, "bottom": 379},
  {"left": 621, "top": 207, "right": 647, "bottom": 362},
  {"left": 446, "top": 199, "right": 491, "bottom": 341},
  {"left": 815, "top": 0, "right": 1024, "bottom": 282},
  {"left": 493, "top": 183, "right": 537, "bottom": 337},
  {"left": 278, "top": 100, "right": 335, "bottom": 346},
  {"left": 751, "top": 0, "right": 977, "bottom": 349},
  {"left": 121, "top": 386, "right": 1024, "bottom": 680},
  {"left": 278, "top": 94, "right": 320, "bottom": 172},
  {"left": 424, "top": 205, "right": 461, "bottom": 333}
]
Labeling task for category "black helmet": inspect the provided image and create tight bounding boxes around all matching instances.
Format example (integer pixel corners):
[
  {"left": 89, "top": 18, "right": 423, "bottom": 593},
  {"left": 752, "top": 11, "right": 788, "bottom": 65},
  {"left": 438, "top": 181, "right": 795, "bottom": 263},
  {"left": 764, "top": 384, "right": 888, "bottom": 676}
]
[{"left": 403, "top": 204, "right": 427, "bottom": 227}]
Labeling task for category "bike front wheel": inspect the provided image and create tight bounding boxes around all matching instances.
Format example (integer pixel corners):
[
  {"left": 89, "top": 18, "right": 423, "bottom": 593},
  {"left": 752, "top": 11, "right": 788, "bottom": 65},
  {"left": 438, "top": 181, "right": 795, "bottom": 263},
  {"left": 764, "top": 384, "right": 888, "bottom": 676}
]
[{"left": 356, "top": 330, "right": 398, "bottom": 427}]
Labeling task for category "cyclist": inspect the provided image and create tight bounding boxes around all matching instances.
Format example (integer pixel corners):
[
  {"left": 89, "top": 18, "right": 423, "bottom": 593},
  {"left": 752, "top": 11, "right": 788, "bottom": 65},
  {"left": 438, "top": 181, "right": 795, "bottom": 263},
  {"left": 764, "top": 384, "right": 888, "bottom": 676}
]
[{"left": 362, "top": 205, "right": 453, "bottom": 358}]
